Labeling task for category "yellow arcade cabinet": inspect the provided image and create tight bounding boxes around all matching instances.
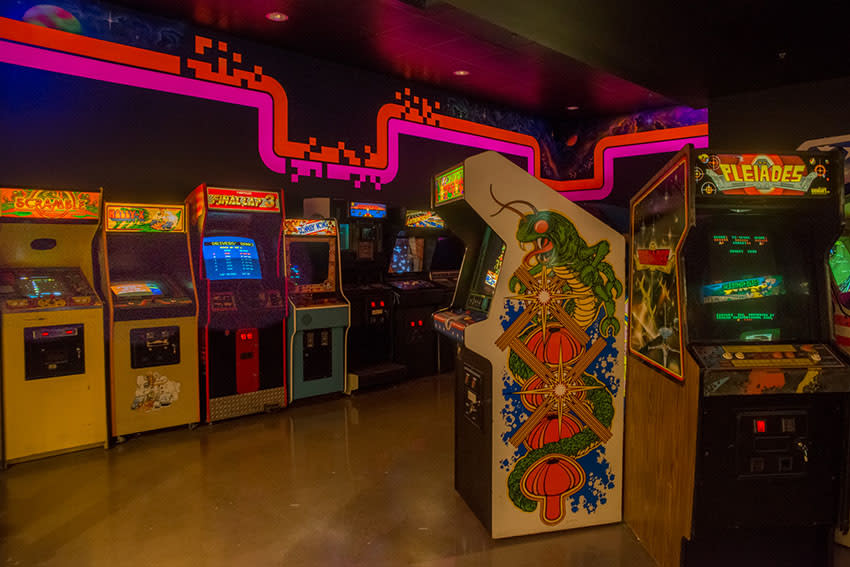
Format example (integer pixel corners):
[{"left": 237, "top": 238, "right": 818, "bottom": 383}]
[
  {"left": 97, "top": 202, "right": 200, "bottom": 440},
  {"left": 0, "top": 187, "right": 106, "bottom": 464}
]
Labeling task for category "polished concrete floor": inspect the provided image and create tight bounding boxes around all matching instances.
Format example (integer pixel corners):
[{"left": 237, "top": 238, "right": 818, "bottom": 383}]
[{"left": 2, "top": 373, "right": 850, "bottom": 566}]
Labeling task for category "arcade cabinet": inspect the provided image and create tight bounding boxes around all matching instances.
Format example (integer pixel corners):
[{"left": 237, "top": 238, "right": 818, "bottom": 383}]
[
  {"left": 186, "top": 185, "right": 286, "bottom": 422},
  {"left": 97, "top": 202, "right": 199, "bottom": 439},
  {"left": 386, "top": 209, "right": 461, "bottom": 377},
  {"left": 0, "top": 187, "right": 106, "bottom": 464},
  {"left": 432, "top": 152, "right": 626, "bottom": 538},
  {"left": 626, "top": 147, "right": 850, "bottom": 567},
  {"left": 283, "top": 218, "right": 350, "bottom": 401},
  {"left": 340, "top": 201, "right": 405, "bottom": 390}
]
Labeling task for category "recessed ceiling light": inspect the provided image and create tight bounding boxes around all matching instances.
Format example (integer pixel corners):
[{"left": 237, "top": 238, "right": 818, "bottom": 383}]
[
  {"left": 566, "top": 105, "right": 580, "bottom": 111},
  {"left": 265, "top": 11, "right": 288, "bottom": 22},
  {"left": 453, "top": 69, "right": 470, "bottom": 76}
]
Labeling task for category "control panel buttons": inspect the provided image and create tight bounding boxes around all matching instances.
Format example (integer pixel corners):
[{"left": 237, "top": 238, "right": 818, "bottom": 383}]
[
  {"left": 734, "top": 351, "right": 745, "bottom": 360},
  {"left": 809, "top": 352, "right": 822, "bottom": 362},
  {"left": 721, "top": 351, "right": 733, "bottom": 360}
]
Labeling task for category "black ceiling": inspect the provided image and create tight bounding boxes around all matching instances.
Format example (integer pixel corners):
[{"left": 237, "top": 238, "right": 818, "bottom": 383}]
[{"left": 110, "top": 0, "right": 850, "bottom": 118}]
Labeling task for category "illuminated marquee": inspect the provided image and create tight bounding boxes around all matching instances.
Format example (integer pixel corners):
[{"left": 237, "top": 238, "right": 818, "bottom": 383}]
[
  {"left": 434, "top": 164, "right": 465, "bottom": 206},
  {"left": 349, "top": 201, "right": 387, "bottom": 218},
  {"left": 106, "top": 203, "right": 185, "bottom": 232},
  {"left": 283, "top": 218, "right": 337, "bottom": 236},
  {"left": 0, "top": 188, "right": 100, "bottom": 221},
  {"left": 695, "top": 153, "right": 832, "bottom": 196},
  {"left": 206, "top": 187, "right": 281, "bottom": 212},
  {"left": 405, "top": 210, "right": 445, "bottom": 229}
]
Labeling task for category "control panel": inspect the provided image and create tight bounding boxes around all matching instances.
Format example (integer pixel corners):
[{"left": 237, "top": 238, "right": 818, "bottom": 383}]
[
  {"left": 0, "top": 268, "right": 99, "bottom": 312},
  {"left": 693, "top": 344, "right": 843, "bottom": 370},
  {"left": 290, "top": 294, "right": 346, "bottom": 308},
  {"left": 433, "top": 308, "right": 487, "bottom": 343},
  {"left": 389, "top": 279, "right": 439, "bottom": 291},
  {"left": 210, "top": 288, "right": 282, "bottom": 312}
]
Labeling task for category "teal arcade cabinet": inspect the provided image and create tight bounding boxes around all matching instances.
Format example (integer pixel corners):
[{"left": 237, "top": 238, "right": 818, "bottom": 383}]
[{"left": 283, "top": 218, "right": 350, "bottom": 401}]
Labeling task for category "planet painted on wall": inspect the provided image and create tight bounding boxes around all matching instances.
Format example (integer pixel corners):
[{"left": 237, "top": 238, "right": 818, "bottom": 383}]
[{"left": 22, "top": 5, "right": 82, "bottom": 34}]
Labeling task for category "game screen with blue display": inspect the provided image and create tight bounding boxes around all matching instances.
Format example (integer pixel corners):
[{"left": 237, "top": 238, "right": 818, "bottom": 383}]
[
  {"left": 202, "top": 237, "right": 262, "bottom": 280},
  {"left": 465, "top": 228, "right": 506, "bottom": 313},
  {"left": 689, "top": 230, "right": 812, "bottom": 342}
]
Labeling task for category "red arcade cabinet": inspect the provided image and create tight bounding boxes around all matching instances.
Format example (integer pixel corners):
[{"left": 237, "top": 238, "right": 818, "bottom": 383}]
[{"left": 186, "top": 185, "right": 287, "bottom": 421}]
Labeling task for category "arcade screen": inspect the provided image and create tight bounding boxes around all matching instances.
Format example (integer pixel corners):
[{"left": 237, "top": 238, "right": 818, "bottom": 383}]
[
  {"left": 430, "top": 235, "right": 465, "bottom": 271},
  {"left": 389, "top": 237, "right": 424, "bottom": 274},
  {"left": 17, "top": 275, "right": 68, "bottom": 298},
  {"left": 110, "top": 280, "right": 166, "bottom": 298},
  {"left": 288, "top": 242, "right": 331, "bottom": 287},
  {"left": 465, "top": 228, "right": 506, "bottom": 313},
  {"left": 202, "top": 237, "right": 262, "bottom": 280},
  {"left": 691, "top": 230, "right": 811, "bottom": 341},
  {"left": 830, "top": 235, "right": 850, "bottom": 308}
]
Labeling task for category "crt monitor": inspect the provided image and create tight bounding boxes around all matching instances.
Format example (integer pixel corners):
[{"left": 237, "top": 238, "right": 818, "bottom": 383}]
[
  {"left": 430, "top": 235, "right": 465, "bottom": 271},
  {"left": 830, "top": 236, "right": 850, "bottom": 308},
  {"left": 288, "top": 241, "right": 331, "bottom": 288},
  {"left": 389, "top": 237, "right": 424, "bottom": 274},
  {"left": 202, "top": 237, "right": 262, "bottom": 281},
  {"left": 110, "top": 280, "right": 170, "bottom": 298},
  {"left": 688, "top": 229, "right": 813, "bottom": 342},
  {"left": 17, "top": 275, "right": 69, "bottom": 298},
  {"left": 465, "top": 227, "right": 506, "bottom": 313}
]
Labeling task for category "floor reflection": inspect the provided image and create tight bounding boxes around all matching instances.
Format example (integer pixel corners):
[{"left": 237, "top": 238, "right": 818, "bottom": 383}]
[{"left": 3, "top": 373, "right": 847, "bottom": 566}]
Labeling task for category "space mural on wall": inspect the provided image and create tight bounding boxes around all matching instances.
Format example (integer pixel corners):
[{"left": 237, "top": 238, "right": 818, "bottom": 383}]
[{"left": 0, "top": 0, "right": 707, "bottom": 202}]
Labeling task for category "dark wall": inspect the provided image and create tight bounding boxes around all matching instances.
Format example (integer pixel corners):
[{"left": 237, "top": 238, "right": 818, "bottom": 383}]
[
  {"left": 0, "top": 0, "right": 704, "bottom": 220},
  {"left": 709, "top": 75, "right": 850, "bottom": 149}
]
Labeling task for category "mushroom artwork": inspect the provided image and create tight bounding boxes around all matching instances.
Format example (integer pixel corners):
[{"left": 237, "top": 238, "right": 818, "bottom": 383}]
[{"left": 520, "top": 454, "right": 586, "bottom": 524}]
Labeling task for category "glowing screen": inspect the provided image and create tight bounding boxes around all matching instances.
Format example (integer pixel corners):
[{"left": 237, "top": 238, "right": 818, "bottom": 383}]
[
  {"left": 702, "top": 275, "right": 784, "bottom": 303},
  {"left": 466, "top": 229, "right": 506, "bottom": 313},
  {"left": 202, "top": 237, "right": 262, "bottom": 280},
  {"left": 389, "top": 237, "right": 424, "bottom": 274},
  {"left": 830, "top": 237, "right": 850, "bottom": 293},
  {"left": 110, "top": 281, "right": 164, "bottom": 297},
  {"left": 18, "top": 276, "right": 67, "bottom": 298}
]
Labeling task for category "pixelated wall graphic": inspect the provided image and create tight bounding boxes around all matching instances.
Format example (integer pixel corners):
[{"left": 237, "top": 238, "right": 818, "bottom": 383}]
[{"left": 0, "top": 7, "right": 708, "bottom": 200}]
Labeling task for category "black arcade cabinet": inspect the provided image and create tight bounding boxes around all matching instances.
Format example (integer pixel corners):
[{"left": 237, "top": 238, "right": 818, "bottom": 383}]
[
  {"left": 626, "top": 147, "right": 850, "bottom": 567},
  {"left": 386, "top": 209, "right": 463, "bottom": 377},
  {"left": 340, "top": 201, "right": 405, "bottom": 389}
]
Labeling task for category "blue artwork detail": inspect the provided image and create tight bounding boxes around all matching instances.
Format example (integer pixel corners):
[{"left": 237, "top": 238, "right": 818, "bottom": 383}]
[
  {"left": 570, "top": 446, "right": 615, "bottom": 514},
  {"left": 499, "top": 369, "right": 526, "bottom": 465}
]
